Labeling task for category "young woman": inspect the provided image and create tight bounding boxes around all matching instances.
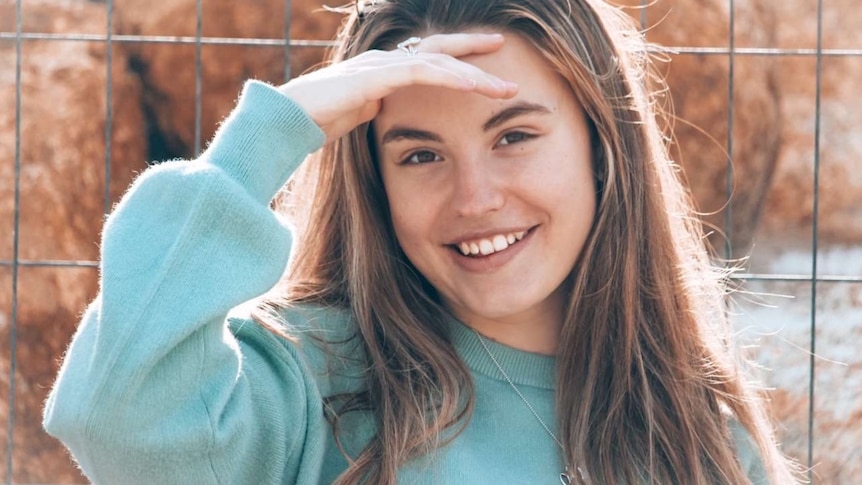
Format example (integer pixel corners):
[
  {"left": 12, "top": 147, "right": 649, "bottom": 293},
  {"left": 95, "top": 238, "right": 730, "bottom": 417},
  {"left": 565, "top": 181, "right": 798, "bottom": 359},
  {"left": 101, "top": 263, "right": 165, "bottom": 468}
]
[{"left": 44, "top": 0, "right": 800, "bottom": 483}]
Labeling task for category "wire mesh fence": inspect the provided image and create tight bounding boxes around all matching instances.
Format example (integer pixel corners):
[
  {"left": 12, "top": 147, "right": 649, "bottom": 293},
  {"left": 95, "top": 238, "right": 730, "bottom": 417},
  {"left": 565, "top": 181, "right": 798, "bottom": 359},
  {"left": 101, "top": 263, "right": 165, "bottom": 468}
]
[{"left": 1, "top": 0, "right": 860, "bottom": 483}]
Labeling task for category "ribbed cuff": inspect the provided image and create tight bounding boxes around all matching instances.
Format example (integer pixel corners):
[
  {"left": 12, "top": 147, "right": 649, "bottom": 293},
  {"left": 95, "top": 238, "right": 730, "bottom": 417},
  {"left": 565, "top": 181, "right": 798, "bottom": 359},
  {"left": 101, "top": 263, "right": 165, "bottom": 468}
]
[{"left": 203, "top": 80, "right": 326, "bottom": 204}]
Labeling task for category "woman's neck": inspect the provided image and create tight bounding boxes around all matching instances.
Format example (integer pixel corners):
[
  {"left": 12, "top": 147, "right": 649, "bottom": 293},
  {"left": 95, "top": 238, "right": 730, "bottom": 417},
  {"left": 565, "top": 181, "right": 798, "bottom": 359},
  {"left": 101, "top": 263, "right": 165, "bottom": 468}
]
[{"left": 451, "top": 285, "right": 567, "bottom": 356}]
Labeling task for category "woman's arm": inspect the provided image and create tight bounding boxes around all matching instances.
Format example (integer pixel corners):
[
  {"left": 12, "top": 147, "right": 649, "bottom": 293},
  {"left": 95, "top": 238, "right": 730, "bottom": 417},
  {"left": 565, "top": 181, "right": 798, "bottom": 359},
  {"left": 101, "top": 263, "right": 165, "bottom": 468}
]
[
  {"left": 43, "top": 81, "right": 327, "bottom": 484},
  {"left": 44, "top": 33, "right": 516, "bottom": 483}
]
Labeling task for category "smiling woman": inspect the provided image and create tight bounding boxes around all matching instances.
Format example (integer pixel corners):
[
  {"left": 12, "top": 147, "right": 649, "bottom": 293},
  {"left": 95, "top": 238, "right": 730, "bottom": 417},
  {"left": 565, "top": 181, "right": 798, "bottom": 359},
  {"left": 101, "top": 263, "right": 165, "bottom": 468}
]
[{"left": 42, "top": 1, "right": 801, "bottom": 484}]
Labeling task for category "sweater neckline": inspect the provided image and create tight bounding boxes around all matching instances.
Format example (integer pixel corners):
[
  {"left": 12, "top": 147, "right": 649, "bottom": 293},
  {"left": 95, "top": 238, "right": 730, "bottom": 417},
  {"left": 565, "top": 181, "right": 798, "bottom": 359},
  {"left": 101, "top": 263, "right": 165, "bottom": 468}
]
[{"left": 447, "top": 315, "right": 556, "bottom": 390}]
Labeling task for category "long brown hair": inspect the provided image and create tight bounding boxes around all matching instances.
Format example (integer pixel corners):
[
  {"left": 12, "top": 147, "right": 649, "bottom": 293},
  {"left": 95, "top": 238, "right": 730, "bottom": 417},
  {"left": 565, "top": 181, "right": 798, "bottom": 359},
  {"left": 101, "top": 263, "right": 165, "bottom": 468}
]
[{"left": 255, "top": 0, "right": 800, "bottom": 483}]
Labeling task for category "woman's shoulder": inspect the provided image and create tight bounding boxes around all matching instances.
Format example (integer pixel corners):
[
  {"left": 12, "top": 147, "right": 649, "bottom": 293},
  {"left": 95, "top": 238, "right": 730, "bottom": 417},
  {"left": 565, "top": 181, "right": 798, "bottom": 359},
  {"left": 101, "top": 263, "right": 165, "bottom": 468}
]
[
  {"left": 728, "top": 417, "right": 770, "bottom": 485},
  {"left": 227, "top": 301, "right": 366, "bottom": 397}
]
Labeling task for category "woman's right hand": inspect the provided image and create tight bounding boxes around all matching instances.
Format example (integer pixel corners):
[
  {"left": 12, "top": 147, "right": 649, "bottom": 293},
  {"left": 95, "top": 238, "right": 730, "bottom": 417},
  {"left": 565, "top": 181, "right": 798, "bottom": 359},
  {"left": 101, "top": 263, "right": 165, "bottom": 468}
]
[{"left": 277, "top": 32, "right": 518, "bottom": 144}]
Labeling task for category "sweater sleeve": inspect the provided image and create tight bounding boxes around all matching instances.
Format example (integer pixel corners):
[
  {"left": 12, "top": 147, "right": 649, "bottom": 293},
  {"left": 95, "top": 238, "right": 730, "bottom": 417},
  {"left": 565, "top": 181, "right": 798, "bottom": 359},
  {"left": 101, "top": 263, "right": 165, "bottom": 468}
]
[{"left": 43, "top": 81, "right": 327, "bottom": 484}]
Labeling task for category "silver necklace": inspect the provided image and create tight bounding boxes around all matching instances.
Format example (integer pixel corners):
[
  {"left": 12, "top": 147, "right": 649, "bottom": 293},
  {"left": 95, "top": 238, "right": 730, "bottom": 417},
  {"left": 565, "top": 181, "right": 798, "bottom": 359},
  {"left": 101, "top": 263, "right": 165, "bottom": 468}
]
[{"left": 472, "top": 329, "right": 586, "bottom": 485}]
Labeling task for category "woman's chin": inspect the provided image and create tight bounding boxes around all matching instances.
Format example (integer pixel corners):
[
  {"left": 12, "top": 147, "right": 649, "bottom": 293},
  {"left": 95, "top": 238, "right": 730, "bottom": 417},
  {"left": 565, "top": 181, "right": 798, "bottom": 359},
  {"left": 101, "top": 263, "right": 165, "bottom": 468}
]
[
  {"left": 442, "top": 280, "right": 568, "bottom": 329},
  {"left": 448, "top": 297, "right": 537, "bottom": 325}
]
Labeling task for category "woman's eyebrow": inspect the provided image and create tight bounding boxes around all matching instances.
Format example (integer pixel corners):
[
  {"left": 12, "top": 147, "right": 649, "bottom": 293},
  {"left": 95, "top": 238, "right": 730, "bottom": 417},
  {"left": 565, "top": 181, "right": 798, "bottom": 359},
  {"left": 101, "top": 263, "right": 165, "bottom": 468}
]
[
  {"left": 380, "top": 101, "right": 552, "bottom": 146},
  {"left": 380, "top": 127, "right": 443, "bottom": 145},
  {"left": 482, "top": 101, "right": 552, "bottom": 132}
]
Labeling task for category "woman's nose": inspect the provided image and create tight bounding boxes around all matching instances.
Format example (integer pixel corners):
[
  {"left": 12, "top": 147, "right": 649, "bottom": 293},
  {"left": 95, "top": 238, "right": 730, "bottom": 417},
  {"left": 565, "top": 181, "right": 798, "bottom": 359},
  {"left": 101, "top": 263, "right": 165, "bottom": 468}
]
[{"left": 449, "top": 159, "right": 505, "bottom": 218}]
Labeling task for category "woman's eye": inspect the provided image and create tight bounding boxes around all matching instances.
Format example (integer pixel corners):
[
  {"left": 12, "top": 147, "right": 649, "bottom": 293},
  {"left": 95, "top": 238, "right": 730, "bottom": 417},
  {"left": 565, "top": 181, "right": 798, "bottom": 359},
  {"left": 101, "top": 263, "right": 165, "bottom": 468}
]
[
  {"left": 497, "top": 131, "right": 533, "bottom": 146},
  {"left": 403, "top": 150, "right": 441, "bottom": 164}
]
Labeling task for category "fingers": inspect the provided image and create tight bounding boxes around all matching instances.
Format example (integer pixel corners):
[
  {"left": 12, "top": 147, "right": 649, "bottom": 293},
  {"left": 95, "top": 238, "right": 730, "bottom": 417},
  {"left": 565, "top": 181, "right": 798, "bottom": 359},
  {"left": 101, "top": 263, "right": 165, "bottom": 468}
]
[
  {"left": 411, "top": 32, "right": 507, "bottom": 58},
  {"left": 385, "top": 33, "right": 514, "bottom": 93},
  {"left": 375, "top": 57, "right": 518, "bottom": 99},
  {"left": 345, "top": 42, "right": 518, "bottom": 100}
]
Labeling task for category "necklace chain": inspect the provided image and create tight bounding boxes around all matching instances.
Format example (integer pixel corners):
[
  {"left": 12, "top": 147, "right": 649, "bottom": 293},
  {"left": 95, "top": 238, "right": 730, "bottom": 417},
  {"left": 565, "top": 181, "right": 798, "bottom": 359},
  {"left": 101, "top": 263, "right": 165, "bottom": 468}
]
[
  {"left": 472, "top": 329, "right": 565, "bottom": 448},
  {"left": 471, "top": 329, "right": 585, "bottom": 484}
]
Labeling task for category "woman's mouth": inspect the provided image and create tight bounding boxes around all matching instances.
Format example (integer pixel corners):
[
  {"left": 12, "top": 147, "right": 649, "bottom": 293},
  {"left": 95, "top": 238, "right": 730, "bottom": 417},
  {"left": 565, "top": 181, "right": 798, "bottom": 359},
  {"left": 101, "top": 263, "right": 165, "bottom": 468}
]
[{"left": 454, "top": 229, "right": 528, "bottom": 257}]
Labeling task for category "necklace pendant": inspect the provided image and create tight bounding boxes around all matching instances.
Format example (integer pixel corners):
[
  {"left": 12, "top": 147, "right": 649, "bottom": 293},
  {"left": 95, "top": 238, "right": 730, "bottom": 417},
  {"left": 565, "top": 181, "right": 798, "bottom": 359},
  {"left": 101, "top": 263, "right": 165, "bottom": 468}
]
[{"left": 561, "top": 466, "right": 585, "bottom": 484}]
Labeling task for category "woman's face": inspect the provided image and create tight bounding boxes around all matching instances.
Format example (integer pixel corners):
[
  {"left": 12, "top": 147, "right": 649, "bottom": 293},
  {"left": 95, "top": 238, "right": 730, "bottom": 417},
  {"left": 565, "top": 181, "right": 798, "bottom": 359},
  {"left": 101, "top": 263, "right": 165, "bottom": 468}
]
[{"left": 374, "top": 32, "right": 596, "bottom": 331}]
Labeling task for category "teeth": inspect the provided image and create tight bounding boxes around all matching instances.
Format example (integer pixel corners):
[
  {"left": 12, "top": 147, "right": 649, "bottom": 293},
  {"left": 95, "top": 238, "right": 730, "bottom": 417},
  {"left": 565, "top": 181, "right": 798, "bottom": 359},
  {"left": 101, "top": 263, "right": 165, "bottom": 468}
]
[
  {"left": 492, "top": 235, "right": 508, "bottom": 251},
  {"left": 455, "top": 230, "right": 528, "bottom": 257}
]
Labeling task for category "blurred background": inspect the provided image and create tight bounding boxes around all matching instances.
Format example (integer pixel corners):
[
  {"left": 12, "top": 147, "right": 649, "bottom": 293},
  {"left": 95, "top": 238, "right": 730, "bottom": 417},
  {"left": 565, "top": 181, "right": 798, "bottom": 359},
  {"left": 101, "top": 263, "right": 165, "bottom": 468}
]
[{"left": 1, "top": 0, "right": 860, "bottom": 483}]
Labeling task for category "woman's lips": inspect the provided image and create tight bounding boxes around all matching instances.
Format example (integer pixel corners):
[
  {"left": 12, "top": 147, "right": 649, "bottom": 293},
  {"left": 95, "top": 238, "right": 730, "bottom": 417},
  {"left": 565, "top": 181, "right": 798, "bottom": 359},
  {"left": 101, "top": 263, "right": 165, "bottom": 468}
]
[{"left": 448, "top": 226, "right": 536, "bottom": 273}]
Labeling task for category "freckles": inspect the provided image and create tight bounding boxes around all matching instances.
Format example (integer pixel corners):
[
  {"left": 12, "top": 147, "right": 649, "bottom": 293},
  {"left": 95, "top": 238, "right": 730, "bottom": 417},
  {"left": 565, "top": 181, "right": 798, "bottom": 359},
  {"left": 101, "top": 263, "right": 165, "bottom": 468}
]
[
  {"left": 541, "top": 160, "right": 591, "bottom": 203},
  {"left": 390, "top": 208, "right": 414, "bottom": 237},
  {"left": 389, "top": 196, "right": 428, "bottom": 244}
]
